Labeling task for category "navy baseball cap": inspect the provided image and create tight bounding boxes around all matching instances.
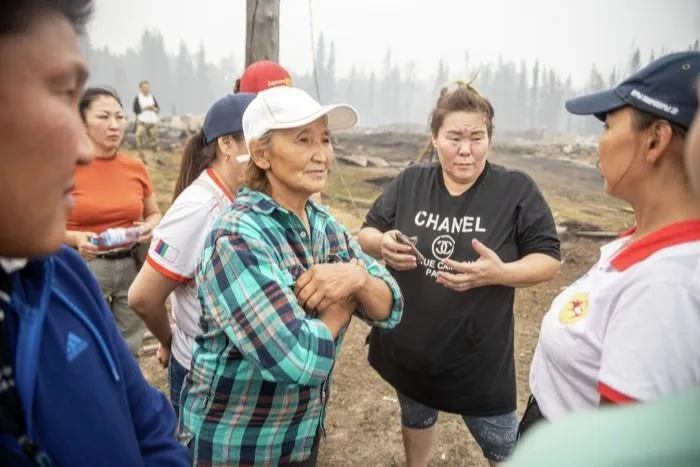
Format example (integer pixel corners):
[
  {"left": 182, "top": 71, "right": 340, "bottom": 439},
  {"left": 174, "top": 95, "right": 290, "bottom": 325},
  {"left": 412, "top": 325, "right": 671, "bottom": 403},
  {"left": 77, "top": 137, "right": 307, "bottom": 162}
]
[
  {"left": 566, "top": 51, "right": 700, "bottom": 129},
  {"left": 202, "top": 92, "right": 256, "bottom": 144}
]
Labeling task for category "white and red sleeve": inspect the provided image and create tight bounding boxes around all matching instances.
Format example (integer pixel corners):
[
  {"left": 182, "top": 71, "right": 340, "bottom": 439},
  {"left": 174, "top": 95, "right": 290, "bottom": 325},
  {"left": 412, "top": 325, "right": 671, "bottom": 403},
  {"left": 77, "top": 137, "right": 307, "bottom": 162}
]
[
  {"left": 599, "top": 280, "right": 700, "bottom": 404},
  {"left": 147, "top": 200, "right": 212, "bottom": 284}
]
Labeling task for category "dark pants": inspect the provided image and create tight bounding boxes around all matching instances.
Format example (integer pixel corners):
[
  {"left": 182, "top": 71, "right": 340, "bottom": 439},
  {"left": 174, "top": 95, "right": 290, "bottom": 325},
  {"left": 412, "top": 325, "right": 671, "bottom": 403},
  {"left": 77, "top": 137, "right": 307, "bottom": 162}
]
[
  {"left": 168, "top": 355, "right": 189, "bottom": 420},
  {"left": 286, "top": 431, "right": 321, "bottom": 466},
  {"left": 517, "top": 395, "right": 546, "bottom": 442}
]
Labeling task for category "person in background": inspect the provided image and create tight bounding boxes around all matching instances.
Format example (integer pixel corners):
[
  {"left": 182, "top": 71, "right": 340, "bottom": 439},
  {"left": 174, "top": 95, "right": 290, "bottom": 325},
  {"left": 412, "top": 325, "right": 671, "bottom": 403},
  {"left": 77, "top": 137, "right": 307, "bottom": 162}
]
[
  {"left": 358, "top": 82, "right": 561, "bottom": 467},
  {"left": 133, "top": 79, "right": 162, "bottom": 164},
  {"left": 128, "top": 92, "right": 256, "bottom": 418},
  {"left": 506, "top": 77, "right": 700, "bottom": 467},
  {"left": 65, "top": 87, "right": 162, "bottom": 358},
  {"left": 0, "top": 0, "right": 188, "bottom": 465},
  {"left": 522, "top": 51, "right": 700, "bottom": 437},
  {"left": 178, "top": 86, "right": 404, "bottom": 466}
]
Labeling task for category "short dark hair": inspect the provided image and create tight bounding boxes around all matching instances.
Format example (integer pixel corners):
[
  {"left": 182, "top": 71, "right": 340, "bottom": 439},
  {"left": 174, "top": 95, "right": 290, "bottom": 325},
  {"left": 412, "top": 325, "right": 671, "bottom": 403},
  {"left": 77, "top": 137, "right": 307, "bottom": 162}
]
[
  {"left": 79, "top": 87, "right": 123, "bottom": 121},
  {"left": 0, "top": 0, "right": 93, "bottom": 37}
]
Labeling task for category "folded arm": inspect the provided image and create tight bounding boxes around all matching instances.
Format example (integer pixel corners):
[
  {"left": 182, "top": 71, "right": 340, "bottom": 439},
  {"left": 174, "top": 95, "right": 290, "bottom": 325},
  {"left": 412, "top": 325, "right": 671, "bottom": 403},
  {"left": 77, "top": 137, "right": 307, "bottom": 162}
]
[{"left": 199, "top": 226, "right": 337, "bottom": 386}]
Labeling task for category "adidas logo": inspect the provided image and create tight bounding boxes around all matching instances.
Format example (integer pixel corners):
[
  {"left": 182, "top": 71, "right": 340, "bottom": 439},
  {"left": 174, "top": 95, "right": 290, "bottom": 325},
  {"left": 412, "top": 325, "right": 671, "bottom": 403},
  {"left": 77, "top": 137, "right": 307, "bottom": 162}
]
[{"left": 66, "top": 332, "right": 88, "bottom": 362}]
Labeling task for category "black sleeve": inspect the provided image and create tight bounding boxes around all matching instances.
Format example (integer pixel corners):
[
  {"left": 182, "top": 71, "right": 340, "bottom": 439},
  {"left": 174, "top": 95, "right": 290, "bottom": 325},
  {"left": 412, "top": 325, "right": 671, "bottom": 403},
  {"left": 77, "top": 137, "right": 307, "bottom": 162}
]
[
  {"left": 132, "top": 97, "right": 141, "bottom": 115},
  {"left": 153, "top": 95, "right": 160, "bottom": 112},
  {"left": 514, "top": 173, "right": 561, "bottom": 261},
  {"left": 361, "top": 173, "right": 401, "bottom": 233}
]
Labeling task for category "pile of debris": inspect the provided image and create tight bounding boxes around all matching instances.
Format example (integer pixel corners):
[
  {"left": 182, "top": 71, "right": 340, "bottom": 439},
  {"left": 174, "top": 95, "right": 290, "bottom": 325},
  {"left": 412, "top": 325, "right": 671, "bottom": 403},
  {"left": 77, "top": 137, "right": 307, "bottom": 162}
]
[
  {"left": 123, "top": 115, "right": 204, "bottom": 151},
  {"left": 497, "top": 130, "right": 600, "bottom": 168},
  {"left": 121, "top": 117, "right": 600, "bottom": 170}
]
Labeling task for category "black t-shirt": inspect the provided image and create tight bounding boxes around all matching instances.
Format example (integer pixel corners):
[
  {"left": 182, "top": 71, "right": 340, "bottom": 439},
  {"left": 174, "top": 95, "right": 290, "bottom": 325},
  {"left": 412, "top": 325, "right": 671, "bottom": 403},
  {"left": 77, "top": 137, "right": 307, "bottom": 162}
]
[{"left": 362, "top": 161, "right": 560, "bottom": 416}]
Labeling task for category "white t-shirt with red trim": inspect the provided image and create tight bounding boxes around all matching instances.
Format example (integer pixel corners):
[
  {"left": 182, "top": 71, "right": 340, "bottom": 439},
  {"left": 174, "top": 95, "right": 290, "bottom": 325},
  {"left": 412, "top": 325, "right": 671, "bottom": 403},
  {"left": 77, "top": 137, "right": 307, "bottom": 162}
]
[
  {"left": 530, "top": 220, "right": 700, "bottom": 420},
  {"left": 147, "top": 169, "right": 234, "bottom": 369}
]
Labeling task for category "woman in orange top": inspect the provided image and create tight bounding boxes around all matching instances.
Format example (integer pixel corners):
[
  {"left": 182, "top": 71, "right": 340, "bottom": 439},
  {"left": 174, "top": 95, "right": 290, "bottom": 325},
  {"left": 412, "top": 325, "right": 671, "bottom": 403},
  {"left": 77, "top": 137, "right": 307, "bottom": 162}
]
[{"left": 65, "top": 87, "right": 162, "bottom": 357}]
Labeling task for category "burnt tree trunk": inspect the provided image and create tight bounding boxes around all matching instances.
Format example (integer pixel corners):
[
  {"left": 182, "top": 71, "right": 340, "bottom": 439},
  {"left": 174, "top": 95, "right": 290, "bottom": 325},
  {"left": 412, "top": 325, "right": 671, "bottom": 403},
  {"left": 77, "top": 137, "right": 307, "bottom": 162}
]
[{"left": 246, "top": 0, "right": 280, "bottom": 67}]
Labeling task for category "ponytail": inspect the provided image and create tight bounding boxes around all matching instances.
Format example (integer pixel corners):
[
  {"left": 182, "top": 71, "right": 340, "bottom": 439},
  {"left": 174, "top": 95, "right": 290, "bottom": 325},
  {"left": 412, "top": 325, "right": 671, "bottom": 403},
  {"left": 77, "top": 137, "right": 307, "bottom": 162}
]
[{"left": 172, "top": 130, "right": 217, "bottom": 203}]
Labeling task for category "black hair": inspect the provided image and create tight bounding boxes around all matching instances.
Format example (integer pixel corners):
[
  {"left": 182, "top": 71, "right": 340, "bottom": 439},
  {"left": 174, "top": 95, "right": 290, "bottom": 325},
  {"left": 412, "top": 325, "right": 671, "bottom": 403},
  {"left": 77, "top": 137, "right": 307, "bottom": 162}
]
[
  {"left": 173, "top": 130, "right": 245, "bottom": 202},
  {"left": 0, "top": 0, "right": 93, "bottom": 37},
  {"left": 79, "top": 87, "right": 123, "bottom": 121}
]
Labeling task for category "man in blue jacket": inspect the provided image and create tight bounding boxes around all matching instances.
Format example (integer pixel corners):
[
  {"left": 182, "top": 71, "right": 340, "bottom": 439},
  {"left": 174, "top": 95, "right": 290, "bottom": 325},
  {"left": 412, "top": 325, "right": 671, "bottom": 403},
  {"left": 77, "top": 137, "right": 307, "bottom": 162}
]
[{"left": 0, "top": 1, "right": 189, "bottom": 465}]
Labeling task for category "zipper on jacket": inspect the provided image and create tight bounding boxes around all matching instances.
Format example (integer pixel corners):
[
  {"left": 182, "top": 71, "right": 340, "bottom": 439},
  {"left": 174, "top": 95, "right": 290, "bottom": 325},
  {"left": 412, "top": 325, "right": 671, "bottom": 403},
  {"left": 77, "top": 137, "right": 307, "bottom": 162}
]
[
  {"left": 11, "top": 260, "right": 53, "bottom": 441},
  {"left": 19, "top": 435, "right": 52, "bottom": 466}
]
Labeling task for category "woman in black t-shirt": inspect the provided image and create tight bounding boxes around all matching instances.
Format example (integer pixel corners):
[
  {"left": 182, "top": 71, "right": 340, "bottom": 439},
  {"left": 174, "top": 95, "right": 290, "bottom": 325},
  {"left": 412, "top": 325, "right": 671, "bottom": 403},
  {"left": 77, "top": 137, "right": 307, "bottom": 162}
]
[{"left": 358, "top": 83, "right": 561, "bottom": 466}]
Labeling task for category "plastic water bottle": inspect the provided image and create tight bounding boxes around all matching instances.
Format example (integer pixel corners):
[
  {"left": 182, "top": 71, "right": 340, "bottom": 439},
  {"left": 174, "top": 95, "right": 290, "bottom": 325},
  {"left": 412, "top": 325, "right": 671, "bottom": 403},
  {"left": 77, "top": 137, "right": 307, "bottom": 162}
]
[{"left": 90, "top": 226, "right": 144, "bottom": 248}]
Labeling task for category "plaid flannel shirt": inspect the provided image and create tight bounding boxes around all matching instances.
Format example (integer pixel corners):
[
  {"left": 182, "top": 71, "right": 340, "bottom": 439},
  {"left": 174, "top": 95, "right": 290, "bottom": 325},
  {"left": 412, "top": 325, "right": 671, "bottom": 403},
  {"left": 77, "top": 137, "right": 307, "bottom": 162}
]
[{"left": 179, "top": 188, "right": 403, "bottom": 465}]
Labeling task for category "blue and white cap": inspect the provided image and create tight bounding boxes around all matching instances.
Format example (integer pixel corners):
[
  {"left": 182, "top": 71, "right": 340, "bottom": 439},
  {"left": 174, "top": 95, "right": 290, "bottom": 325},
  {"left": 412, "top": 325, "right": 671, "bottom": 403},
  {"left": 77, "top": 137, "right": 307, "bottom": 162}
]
[{"left": 566, "top": 51, "right": 700, "bottom": 129}]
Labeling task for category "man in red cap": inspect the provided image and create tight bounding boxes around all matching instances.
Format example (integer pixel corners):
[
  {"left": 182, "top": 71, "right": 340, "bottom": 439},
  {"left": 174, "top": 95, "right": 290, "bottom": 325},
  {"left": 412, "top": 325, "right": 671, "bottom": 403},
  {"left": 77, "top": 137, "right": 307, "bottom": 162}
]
[{"left": 234, "top": 60, "right": 292, "bottom": 94}]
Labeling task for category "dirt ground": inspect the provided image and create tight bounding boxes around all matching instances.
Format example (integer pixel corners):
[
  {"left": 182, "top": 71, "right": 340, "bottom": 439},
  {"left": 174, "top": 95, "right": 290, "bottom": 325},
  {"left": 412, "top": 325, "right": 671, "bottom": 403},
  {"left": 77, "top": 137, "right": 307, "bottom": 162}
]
[{"left": 138, "top": 134, "right": 633, "bottom": 466}]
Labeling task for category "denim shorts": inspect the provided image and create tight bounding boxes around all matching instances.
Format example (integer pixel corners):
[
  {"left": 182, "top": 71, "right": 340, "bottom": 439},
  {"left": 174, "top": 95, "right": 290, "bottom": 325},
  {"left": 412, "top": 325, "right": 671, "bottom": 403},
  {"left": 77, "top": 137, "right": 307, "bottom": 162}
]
[
  {"left": 397, "top": 392, "right": 518, "bottom": 462},
  {"left": 168, "top": 355, "right": 189, "bottom": 420}
]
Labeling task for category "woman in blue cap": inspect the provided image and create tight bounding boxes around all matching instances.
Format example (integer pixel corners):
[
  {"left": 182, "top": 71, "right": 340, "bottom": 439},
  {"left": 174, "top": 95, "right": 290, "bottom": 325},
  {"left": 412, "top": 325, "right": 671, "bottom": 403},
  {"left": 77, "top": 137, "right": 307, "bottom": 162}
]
[
  {"left": 128, "top": 92, "right": 256, "bottom": 418},
  {"left": 521, "top": 51, "right": 700, "bottom": 438}
]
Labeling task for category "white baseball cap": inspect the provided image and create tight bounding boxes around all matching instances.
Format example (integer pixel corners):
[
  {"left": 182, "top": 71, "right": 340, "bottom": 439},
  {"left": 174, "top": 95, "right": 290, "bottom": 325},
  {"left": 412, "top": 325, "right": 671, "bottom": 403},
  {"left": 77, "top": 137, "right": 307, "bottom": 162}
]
[{"left": 242, "top": 86, "right": 358, "bottom": 145}]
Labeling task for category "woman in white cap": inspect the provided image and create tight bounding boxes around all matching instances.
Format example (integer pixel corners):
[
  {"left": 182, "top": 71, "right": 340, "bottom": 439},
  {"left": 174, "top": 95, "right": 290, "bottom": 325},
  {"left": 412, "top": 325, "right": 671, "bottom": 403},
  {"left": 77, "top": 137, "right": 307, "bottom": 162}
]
[
  {"left": 521, "top": 51, "right": 700, "bottom": 438},
  {"left": 128, "top": 92, "right": 256, "bottom": 418},
  {"left": 178, "top": 86, "right": 404, "bottom": 466}
]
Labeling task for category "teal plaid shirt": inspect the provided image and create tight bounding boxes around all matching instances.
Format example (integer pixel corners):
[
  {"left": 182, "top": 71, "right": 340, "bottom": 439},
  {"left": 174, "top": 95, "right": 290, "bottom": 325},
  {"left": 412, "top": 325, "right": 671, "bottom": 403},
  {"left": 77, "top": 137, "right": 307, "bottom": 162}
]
[{"left": 179, "top": 188, "right": 403, "bottom": 465}]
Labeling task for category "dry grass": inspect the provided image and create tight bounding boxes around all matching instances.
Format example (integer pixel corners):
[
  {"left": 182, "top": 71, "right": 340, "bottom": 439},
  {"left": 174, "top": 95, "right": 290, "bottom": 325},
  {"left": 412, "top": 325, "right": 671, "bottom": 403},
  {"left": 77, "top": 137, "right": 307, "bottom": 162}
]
[{"left": 136, "top": 144, "right": 632, "bottom": 466}]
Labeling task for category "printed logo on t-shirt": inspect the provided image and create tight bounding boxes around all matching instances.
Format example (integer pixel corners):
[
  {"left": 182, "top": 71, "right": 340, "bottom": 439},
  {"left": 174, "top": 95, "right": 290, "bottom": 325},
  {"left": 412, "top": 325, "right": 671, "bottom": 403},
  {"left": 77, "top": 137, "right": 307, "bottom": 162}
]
[
  {"left": 412, "top": 210, "right": 488, "bottom": 279},
  {"left": 559, "top": 292, "right": 589, "bottom": 325},
  {"left": 432, "top": 235, "right": 455, "bottom": 260},
  {"left": 154, "top": 239, "right": 180, "bottom": 263},
  {"left": 414, "top": 211, "right": 487, "bottom": 234}
]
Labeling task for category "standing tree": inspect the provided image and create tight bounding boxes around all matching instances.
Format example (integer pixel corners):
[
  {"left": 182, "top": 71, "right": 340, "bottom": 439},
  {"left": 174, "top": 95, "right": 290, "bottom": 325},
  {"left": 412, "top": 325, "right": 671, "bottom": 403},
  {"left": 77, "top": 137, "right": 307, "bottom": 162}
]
[
  {"left": 433, "top": 58, "right": 450, "bottom": 95},
  {"left": 582, "top": 65, "right": 606, "bottom": 135},
  {"left": 195, "top": 44, "right": 213, "bottom": 113},
  {"left": 245, "top": 0, "right": 279, "bottom": 66},
  {"left": 516, "top": 61, "right": 528, "bottom": 130},
  {"left": 323, "top": 41, "right": 336, "bottom": 102},
  {"left": 608, "top": 66, "right": 617, "bottom": 87},
  {"left": 629, "top": 47, "right": 641, "bottom": 74},
  {"left": 529, "top": 61, "right": 540, "bottom": 128},
  {"left": 367, "top": 71, "right": 377, "bottom": 125},
  {"left": 403, "top": 60, "right": 417, "bottom": 122},
  {"left": 175, "top": 42, "right": 197, "bottom": 114},
  {"left": 139, "top": 30, "right": 172, "bottom": 115}
]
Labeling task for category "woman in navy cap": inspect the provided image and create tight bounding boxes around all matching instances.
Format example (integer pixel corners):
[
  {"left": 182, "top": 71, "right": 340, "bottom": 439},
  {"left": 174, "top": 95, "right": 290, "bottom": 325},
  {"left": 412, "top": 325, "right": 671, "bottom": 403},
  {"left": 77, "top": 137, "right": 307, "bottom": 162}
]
[
  {"left": 521, "top": 51, "right": 700, "bottom": 438},
  {"left": 128, "top": 92, "right": 256, "bottom": 418}
]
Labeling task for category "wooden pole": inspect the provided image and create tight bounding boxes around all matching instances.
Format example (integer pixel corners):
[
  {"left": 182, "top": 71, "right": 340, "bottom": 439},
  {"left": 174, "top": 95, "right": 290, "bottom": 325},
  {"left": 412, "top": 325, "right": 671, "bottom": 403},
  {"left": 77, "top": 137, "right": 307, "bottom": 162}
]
[{"left": 246, "top": 0, "right": 280, "bottom": 67}]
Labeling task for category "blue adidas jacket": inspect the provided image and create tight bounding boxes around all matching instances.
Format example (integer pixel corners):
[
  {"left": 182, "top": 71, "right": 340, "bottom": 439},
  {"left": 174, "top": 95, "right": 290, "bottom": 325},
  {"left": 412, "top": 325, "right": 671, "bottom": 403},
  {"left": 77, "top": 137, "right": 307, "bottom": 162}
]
[{"left": 0, "top": 246, "right": 189, "bottom": 466}]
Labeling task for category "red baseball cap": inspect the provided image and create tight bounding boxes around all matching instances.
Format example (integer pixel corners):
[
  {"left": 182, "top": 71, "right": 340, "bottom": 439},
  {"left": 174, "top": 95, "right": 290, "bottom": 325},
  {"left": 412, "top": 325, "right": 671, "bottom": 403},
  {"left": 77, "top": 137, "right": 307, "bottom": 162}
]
[{"left": 239, "top": 61, "right": 292, "bottom": 94}]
